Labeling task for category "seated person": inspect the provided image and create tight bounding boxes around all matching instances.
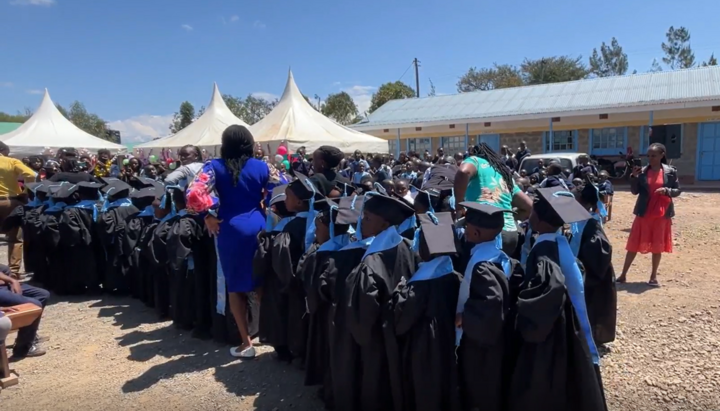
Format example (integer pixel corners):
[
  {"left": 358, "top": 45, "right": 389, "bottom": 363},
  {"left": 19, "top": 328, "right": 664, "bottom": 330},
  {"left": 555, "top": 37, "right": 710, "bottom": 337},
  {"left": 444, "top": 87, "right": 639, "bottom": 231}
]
[{"left": 0, "top": 265, "right": 50, "bottom": 358}]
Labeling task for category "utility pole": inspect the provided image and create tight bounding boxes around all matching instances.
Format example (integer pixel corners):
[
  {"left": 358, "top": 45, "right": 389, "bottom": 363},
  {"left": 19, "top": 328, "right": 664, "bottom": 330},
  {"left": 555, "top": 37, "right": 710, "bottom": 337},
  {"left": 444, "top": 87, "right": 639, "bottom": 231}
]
[{"left": 413, "top": 58, "right": 420, "bottom": 97}]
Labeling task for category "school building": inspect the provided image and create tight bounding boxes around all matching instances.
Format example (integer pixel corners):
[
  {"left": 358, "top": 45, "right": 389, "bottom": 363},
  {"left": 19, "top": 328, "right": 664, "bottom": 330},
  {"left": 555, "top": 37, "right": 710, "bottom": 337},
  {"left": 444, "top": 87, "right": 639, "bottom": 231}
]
[{"left": 352, "top": 66, "right": 720, "bottom": 184}]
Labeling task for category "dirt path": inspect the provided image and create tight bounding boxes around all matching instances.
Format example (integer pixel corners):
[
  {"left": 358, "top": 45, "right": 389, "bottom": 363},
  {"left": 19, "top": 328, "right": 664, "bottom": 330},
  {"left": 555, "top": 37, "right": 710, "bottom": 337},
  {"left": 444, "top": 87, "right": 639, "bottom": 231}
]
[{"left": 2, "top": 191, "right": 720, "bottom": 410}]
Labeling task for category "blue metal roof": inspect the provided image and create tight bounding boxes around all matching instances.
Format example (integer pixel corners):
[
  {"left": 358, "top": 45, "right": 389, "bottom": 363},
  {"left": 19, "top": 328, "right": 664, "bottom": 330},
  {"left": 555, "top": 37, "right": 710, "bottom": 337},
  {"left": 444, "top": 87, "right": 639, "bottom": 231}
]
[{"left": 354, "top": 66, "right": 720, "bottom": 129}]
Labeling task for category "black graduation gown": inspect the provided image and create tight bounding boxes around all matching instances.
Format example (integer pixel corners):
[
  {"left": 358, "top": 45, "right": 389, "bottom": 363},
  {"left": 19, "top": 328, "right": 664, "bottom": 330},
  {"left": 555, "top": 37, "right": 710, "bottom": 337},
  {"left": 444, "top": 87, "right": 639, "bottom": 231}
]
[
  {"left": 507, "top": 240, "right": 607, "bottom": 411},
  {"left": 190, "top": 222, "right": 219, "bottom": 341},
  {"left": 123, "top": 212, "right": 155, "bottom": 302},
  {"left": 58, "top": 205, "right": 101, "bottom": 294},
  {"left": 27, "top": 205, "right": 50, "bottom": 284},
  {"left": 148, "top": 216, "right": 174, "bottom": 318},
  {"left": 97, "top": 205, "right": 139, "bottom": 293},
  {"left": 269, "top": 216, "right": 308, "bottom": 355},
  {"left": 39, "top": 207, "right": 64, "bottom": 291},
  {"left": 345, "top": 238, "right": 420, "bottom": 411},
  {"left": 299, "top": 247, "right": 331, "bottom": 387},
  {"left": 254, "top": 228, "right": 285, "bottom": 347},
  {"left": 324, "top": 247, "right": 368, "bottom": 411},
  {"left": 393, "top": 271, "right": 462, "bottom": 411},
  {"left": 577, "top": 219, "right": 617, "bottom": 345},
  {"left": 137, "top": 219, "right": 160, "bottom": 307},
  {"left": 165, "top": 213, "right": 214, "bottom": 338},
  {"left": 458, "top": 259, "right": 523, "bottom": 411}
]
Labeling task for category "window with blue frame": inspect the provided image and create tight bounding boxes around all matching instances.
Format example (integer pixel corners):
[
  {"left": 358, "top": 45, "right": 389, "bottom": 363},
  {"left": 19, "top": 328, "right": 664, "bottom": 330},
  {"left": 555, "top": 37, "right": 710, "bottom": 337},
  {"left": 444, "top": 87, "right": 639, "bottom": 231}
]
[
  {"left": 441, "top": 136, "right": 465, "bottom": 153},
  {"left": 543, "top": 130, "right": 577, "bottom": 152},
  {"left": 591, "top": 127, "right": 627, "bottom": 155},
  {"left": 388, "top": 139, "right": 398, "bottom": 155},
  {"left": 477, "top": 134, "right": 501, "bottom": 152},
  {"left": 408, "top": 138, "right": 432, "bottom": 154}
]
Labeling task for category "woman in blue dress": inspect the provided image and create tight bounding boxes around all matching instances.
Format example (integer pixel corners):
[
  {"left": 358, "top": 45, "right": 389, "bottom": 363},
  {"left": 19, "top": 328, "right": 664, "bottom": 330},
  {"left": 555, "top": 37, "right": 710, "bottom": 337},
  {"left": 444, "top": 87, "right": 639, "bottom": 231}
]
[{"left": 186, "top": 125, "right": 270, "bottom": 358}]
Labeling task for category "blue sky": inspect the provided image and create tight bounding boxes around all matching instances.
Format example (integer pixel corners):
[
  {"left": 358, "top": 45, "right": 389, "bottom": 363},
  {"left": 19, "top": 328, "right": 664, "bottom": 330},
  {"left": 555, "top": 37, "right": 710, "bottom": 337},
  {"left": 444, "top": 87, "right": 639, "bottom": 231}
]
[{"left": 1, "top": 0, "right": 719, "bottom": 142}]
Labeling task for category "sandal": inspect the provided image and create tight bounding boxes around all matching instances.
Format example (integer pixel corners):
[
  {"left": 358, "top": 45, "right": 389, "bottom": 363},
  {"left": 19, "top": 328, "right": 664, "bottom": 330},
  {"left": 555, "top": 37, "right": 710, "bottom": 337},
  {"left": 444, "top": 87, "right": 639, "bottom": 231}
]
[{"left": 647, "top": 279, "right": 661, "bottom": 287}]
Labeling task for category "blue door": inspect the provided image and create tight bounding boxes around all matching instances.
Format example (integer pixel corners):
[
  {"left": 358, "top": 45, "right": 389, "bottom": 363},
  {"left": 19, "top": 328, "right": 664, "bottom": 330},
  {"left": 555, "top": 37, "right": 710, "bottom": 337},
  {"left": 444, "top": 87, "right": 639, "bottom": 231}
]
[
  {"left": 698, "top": 123, "right": 720, "bottom": 180},
  {"left": 478, "top": 134, "right": 500, "bottom": 152}
]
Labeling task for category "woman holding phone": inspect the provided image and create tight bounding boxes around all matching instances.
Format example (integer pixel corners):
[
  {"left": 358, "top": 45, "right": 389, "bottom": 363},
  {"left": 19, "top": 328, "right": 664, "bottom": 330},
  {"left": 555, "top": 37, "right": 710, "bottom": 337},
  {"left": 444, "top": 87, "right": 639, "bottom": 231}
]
[{"left": 617, "top": 143, "right": 680, "bottom": 287}]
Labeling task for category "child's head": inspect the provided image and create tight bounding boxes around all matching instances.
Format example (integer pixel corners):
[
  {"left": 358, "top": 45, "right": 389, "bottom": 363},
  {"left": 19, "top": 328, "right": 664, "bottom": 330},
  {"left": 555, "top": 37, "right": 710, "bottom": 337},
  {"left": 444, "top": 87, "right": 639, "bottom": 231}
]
[
  {"left": 598, "top": 170, "right": 609, "bottom": 182},
  {"left": 461, "top": 202, "right": 509, "bottom": 244},
  {"left": 519, "top": 169, "right": 528, "bottom": 177},
  {"left": 572, "top": 178, "right": 583, "bottom": 188},
  {"left": 360, "top": 194, "right": 414, "bottom": 239}
]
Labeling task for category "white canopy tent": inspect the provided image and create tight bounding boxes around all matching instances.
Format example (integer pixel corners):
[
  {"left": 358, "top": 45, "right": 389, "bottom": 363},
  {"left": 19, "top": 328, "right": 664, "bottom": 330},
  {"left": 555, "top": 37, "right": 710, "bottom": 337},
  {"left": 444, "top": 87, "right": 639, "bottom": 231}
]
[
  {"left": 1, "top": 89, "right": 126, "bottom": 158},
  {"left": 135, "top": 83, "right": 249, "bottom": 156},
  {"left": 251, "top": 70, "right": 389, "bottom": 154}
]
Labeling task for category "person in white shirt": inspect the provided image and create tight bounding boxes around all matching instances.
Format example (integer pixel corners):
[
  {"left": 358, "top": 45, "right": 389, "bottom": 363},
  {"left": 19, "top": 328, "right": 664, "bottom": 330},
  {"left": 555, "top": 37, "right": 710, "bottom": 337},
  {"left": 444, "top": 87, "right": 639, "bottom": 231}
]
[{"left": 164, "top": 145, "right": 204, "bottom": 186}]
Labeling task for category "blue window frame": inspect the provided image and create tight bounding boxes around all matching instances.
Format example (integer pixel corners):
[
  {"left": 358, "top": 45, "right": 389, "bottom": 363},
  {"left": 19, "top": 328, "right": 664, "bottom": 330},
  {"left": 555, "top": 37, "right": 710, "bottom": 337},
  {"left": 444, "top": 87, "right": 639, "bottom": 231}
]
[
  {"left": 542, "top": 130, "right": 577, "bottom": 153},
  {"left": 477, "top": 134, "right": 500, "bottom": 152},
  {"left": 590, "top": 127, "right": 628, "bottom": 156},
  {"left": 388, "top": 139, "right": 398, "bottom": 155},
  {"left": 408, "top": 138, "right": 432, "bottom": 154}
]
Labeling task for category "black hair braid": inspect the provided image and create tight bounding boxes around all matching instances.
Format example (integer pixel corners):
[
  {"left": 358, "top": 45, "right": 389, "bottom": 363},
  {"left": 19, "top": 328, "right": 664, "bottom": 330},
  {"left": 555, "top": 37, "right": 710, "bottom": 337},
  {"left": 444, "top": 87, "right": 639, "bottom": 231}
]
[
  {"left": 225, "top": 157, "right": 249, "bottom": 186},
  {"left": 220, "top": 125, "right": 255, "bottom": 186},
  {"left": 474, "top": 142, "right": 515, "bottom": 190}
]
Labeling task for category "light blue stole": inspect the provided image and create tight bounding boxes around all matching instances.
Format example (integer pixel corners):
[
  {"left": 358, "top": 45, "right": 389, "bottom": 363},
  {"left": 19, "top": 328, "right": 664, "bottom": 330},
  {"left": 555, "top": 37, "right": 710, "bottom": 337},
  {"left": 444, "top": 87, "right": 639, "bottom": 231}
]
[
  {"left": 317, "top": 233, "right": 352, "bottom": 253},
  {"left": 362, "top": 225, "right": 403, "bottom": 261},
  {"left": 408, "top": 255, "right": 454, "bottom": 283},
  {"left": 340, "top": 236, "right": 374, "bottom": 251},
  {"left": 397, "top": 214, "right": 417, "bottom": 234},
  {"left": 533, "top": 232, "right": 600, "bottom": 365},
  {"left": 136, "top": 205, "right": 156, "bottom": 219},
  {"left": 272, "top": 215, "right": 296, "bottom": 233},
  {"left": 568, "top": 212, "right": 604, "bottom": 257},
  {"left": 455, "top": 240, "right": 511, "bottom": 346},
  {"left": 45, "top": 201, "right": 68, "bottom": 213}
]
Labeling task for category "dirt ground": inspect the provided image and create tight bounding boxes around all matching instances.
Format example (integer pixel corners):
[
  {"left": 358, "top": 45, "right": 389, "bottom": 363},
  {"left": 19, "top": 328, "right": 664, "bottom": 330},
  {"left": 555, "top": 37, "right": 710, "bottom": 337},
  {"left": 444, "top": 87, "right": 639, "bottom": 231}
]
[{"left": 2, "top": 191, "right": 720, "bottom": 411}]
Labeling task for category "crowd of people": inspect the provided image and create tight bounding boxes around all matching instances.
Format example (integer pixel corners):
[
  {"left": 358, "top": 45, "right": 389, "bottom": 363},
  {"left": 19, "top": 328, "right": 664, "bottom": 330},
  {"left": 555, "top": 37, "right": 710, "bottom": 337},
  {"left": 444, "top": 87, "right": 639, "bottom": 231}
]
[{"left": 0, "top": 124, "right": 682, "bottom": 410}]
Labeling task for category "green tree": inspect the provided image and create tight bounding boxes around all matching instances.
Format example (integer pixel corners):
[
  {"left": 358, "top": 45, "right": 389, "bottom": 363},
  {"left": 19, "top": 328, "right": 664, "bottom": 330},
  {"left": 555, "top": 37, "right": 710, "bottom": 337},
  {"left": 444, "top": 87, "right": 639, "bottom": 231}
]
[
  {"left": 520, "top": 56, "right": 589, "bottom": 85},
  {"left": 56, "top": 101, "right": 109, "bottom": 139},
  {"left": 662, "top": 26, "right": 695, "bottom": 69},
  {"left": 589, "top": 37, "right": 629, "bottom": 77},
  {"left": 0, "top": 109, "right": 32, "bottom": 123},
  {"left": 650, "top": 58, "right": 663, "bottom": 72},
  {"left": 428, "top": 79, "right": 436, "bottom": 97},
  {"left": 456, "top": 64, "right": 524, "bottom": 92},
  {"left": 369, "top": 81, "right": 416, "bottom": 113},
  {"left": 222, "top": 94, "right": 277, "bottom": 125},
  {"left": 169, "top": 101, "right": 195, "bottom": 133},
  {"left": 702, "top": 53, "right": 718, "bottom": 67},
  {"left": 320, "top": 91, "right": 359, "bottom": 125}
]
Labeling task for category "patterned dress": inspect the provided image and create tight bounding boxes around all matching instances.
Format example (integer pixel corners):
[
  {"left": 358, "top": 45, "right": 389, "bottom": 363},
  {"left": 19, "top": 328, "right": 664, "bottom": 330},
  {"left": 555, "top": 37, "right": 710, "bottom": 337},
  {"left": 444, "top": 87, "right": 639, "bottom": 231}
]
[{"left": 186, "top": 158, "right": 270, "bottom": 292}]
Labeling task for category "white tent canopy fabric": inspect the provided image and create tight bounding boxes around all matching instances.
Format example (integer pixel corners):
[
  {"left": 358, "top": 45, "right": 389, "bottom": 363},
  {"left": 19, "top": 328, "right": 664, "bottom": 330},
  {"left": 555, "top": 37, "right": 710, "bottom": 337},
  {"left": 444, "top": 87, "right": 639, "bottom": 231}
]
[
  {"left": 1, "top": 89, "right": 126, "bottom": 158},
  {"left": 250, "top": 70, "right": 389, "bottom": 154},
  {"left": 135, "top": 83, "right": 249, "bottom": 156}
]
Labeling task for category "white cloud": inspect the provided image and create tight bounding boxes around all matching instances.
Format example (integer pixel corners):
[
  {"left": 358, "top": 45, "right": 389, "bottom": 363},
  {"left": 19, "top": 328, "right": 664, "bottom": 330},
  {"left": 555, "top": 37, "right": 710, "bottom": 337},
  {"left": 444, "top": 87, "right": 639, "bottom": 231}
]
[
  {"left": 181, "top": 24, "right": 193, "bottom": 31},
  {"left": 251, "top": 91, "right": 279, "bottom": 102},
  {"left": 107, "top": 114, "right": 174, "bottom": 143},
  {"left": 26, "top": 89, "right": 43, "bottom": 94},
  {"left": 10, "top": 0, "right": 55, "bottom": 5},
  {"left": 253, "top": 20, "right": 266, "bottom": 29},
  {"left": 343, "top": 85, "right": 376, "bottom": 115},
  {"left": 230, "top": 15, "right": 239, "bottom": 22},
  {"left": 0, "top": 82, "right": 13, "bottom": 88}
]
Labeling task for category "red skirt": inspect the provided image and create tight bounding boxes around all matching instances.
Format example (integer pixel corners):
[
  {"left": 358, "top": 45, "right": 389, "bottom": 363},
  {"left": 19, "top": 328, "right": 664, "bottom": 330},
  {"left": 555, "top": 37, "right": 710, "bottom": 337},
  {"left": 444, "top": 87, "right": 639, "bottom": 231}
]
[{"left": 625, "top": 216, "right": 673, "bottom": 254}]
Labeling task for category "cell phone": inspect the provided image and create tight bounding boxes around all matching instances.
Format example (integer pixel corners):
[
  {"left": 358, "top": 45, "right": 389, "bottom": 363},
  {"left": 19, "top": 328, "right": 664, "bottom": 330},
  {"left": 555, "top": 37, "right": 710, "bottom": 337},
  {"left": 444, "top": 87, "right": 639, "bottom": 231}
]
[{"left": 632, "top": 158, "right": 642, "bottom": 167}]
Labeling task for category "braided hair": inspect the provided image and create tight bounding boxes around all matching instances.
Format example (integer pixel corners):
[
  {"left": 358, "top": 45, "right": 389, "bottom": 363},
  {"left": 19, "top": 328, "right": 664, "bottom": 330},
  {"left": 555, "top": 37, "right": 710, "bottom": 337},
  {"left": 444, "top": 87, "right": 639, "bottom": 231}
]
[
  {"left": 473, "top": 142, "right": 515, "bottom": 190},
  {"left": 220, "top": 125, "right": 255, "bottom": 186}
]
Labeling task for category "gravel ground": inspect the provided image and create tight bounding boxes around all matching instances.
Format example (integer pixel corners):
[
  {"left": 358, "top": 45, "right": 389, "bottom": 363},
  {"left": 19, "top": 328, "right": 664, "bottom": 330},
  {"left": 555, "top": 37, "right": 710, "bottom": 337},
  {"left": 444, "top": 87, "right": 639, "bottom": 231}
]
[{"left": 2, "top": 191, "right": 720, "bottom": 411}]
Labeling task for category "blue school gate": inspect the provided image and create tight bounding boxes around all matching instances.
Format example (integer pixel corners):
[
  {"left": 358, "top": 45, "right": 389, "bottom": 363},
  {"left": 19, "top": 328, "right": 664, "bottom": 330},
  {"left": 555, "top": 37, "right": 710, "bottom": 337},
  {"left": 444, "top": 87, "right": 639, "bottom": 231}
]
[{"left": 698, "top": 122, "right": 720, "bottom": 181}]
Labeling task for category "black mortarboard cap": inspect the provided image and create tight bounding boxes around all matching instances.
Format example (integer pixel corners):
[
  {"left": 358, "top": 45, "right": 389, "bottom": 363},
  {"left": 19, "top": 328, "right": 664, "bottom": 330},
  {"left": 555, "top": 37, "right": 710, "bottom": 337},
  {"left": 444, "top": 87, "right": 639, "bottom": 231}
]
[
  {"left": 460, "top": 201, "right": 513, "bottom": 230},
  {"left": 336, "top": 195, "right": 363, "bottom": 225},
  {"left": 101, "top": 179, "right": 132, "bottom": 201},
  {"left": 51, "top": 183, "right": 78, "bottom": 201},
  {"left": 25, "top": 182, "right": 44, "bottom": 192},
  {"left": 77, "top": 181, "right": 103, "bottom": 199},
  {"left": 418, "top": 212, "right": 457, "bottom": 256},
  {"left": 130, "top": 187, "right": 162, "bottom": 208},
  {"left": 313, "top": 197, "right": 336, "bottom": 213},
  {"left": 363, "top": 193, "right": 415, "bottom": 226},
  {"left": 129, "top": 176, "right": 162, "bottom": 190},
  {"left": 288, "top": 172, "right": 329, "bottom": 201},
  {"left": 269, "top": 185, "right": 287, "bottom": 206},
  {"left": 423, "top": 164, "right": 457, "bottom": 192},
  {"left": 34, "top": 180, "right": 53, "bottom": 194},
  {"left": 534, "top": 186, "right": 591, "bottom": 227}
]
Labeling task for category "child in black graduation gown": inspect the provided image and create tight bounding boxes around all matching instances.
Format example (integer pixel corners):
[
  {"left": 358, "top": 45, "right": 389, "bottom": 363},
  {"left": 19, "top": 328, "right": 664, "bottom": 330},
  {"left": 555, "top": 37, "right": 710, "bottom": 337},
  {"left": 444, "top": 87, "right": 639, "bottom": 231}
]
[
  {"left": 507, "top": 186, "right": 607, "bottom": 411},
  {"left": 344, "top": 193, "right": 420, "bottom": 411},
  {"left": 573, "top": 180, "right": 617, "bottom": 345},
  {"left": 455, "top": 202, "right": 523, "bottom": 411},
  {"left": 271, "top": 173, "right": 333, "bottom": 362},
  {"left": 58, "top": 181, "right": 104, "bottom": 294},
  {"left": 97, "top": 178, "right": 139, "bottom": 294},
  {"left": 393, "top": 211, "right": 462, "bottom": 411},
  {"left": 297, "top": 197, "right": 352, "bottom": 389}
]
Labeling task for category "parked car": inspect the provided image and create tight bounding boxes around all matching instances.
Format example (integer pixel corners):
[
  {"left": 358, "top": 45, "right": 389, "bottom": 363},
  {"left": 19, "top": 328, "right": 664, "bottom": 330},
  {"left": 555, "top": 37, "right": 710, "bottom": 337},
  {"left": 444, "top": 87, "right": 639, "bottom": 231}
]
[{"left": 519, "top": 152, "right": 589, "bottom": 174}]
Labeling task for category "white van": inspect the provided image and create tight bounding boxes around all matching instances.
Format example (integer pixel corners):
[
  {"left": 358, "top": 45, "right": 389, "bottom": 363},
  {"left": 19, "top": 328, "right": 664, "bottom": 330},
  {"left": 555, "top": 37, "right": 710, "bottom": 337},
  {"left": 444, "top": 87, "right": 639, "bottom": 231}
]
[{"left": 519, "top": 152, "right": 589, "bottom": 174}]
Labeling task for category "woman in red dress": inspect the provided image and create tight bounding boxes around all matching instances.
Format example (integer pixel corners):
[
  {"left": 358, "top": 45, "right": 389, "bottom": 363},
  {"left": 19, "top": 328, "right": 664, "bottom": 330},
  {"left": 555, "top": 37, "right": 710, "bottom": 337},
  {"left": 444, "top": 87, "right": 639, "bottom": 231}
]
[{"left": 618, "top": 143, "right": 681, "bottom": 286}]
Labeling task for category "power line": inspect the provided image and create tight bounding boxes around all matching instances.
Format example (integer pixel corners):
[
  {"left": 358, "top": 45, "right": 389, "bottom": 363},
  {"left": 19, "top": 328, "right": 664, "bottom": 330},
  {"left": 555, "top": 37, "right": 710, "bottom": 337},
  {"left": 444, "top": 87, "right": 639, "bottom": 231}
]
[{"left": 398, "top": 61, "right": 414, "bottom": 82}]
